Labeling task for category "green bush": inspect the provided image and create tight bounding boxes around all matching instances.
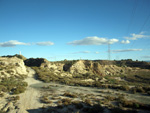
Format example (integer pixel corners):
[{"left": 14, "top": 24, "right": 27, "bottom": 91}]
[
  {"left": 0, "top": 85, "right": 7, "bottom": 92},
  {"left": 119, "top": 99, "right": 145, "bottom": 109},
  {"left": 0, "top": 77, "right": 27, "bottom": 94},
  {"left": 0, "top": 110, "right": 6, "bottom": 113},
  {"left": 106, "top": 96, "right": 116, "bottom": 101},
  {"left": 40, "top": 96, "right": 52, "bottom": 104},
  {"left": 0, "top": 93, "right": 4, "bottom": 97},
  {"left": 63, "top": 92, "right": 78, "bottom": 98},
  {"left": 84, "top": 99, "right": 92, "bottom": 105},
  {"left": 13, "top": 86, "right": 26, "bottom": 94},
  {"left": 62, "top": 98, "right": 72, "bottom": 106}
]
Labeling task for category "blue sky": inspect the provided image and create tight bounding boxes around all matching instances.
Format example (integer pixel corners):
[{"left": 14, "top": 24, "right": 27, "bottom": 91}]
[{"left": 0, "top": 0, "right": 150, "bottom": 61}]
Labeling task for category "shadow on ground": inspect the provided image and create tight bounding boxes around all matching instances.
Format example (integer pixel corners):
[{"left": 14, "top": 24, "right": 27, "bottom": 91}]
[{"left": 27, "top": 102, "right": 139, "bottom": 113}]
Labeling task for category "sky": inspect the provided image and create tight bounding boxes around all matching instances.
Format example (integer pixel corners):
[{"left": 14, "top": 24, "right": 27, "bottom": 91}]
[{"left": 0, "top": 0, "right": 150, "bottom": 61}]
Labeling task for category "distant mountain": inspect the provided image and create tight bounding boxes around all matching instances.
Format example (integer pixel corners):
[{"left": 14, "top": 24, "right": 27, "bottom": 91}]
[{"left": 144, "top": 60, "right": 150, "bottom": 62}]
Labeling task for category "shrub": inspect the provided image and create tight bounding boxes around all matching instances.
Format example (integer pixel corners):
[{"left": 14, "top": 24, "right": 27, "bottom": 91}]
[
  {"left": 40, "top": 96, "right": 49, "bottom": 103},
  {"left": 147, "top": 91, "right": 150, "bottom": 95},
  {"left": 136, "top": 87, "right": 145, "bottom": 93},
  {"left": 0, "top": 93, "right": 4, "bottom": 97},
  {"left": 119, "top": 99, "right": 144, "bottom": 109},
  {"left": 0, "top": 110, "right": 6, "bottom": 113},
  {"left": 14, "top": 96, "right": 20, "bottom": 100},
  {"left": 121, "top": 85, "right": 130, "bottom": 91},
  {"left": 106, "top": 96, "right": 116, "bottom": 101},
  {"left": 13, "top": 86, "right": 26, "bottom": 94},
  {"left": 57, "top": 100, "right": 62, "bottom": 104},
  {"left": 0, "top": 85, "right": 7, "bottom": 92},
  {"left": 9, "top": 96, "right": 20, "bottom": 102},
  {"left": 0, "top": 77, "right": 27, "bottom": 94},
  {"left": 63, "top": 92, "right": 78, "bottom": 98},
  {"left": 133, "top": 88, "right": 137, "bottom": 94},
  {"left": 74, "top": 103, "right": 83, "bottom": 109},
  {"left": 62, "top": 98, "right": 72, "bottom": 106},
  {"left": 84, "top": 99, "right": 92, "bottom": 105},
  {"left": 94, "top": 81, "right": 102, "bottom": 87}
]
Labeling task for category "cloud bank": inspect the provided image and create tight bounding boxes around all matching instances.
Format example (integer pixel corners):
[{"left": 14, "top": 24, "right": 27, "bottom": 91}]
[
  {"left": 36, "top": 41, "right": 54, "bottom": 46},
  {"left": 124, "top": 32, "right": 150, "bottom": 40},
  {"left": 0, "top": 40, "right": 29, "bottom": 47},
  {"left": 111, "top": 49, "right": 142, "bottom": 53},
  {"left": 0, "top": 40, "right": 55, "bottom": 47},
  {"left": 68, "top": 36, "right": 119, "bottom": 45}
]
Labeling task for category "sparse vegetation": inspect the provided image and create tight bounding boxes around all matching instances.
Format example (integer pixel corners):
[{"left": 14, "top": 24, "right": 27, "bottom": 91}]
[
  {"left": 62, "top": 98, "right": 72, "bottom": 106},
  {"left": 0, "top": 111, "right": 6, "bottom": 113},
  {"left": 40, "top": 95, "right": 52, "bottom": 104},
  {"left": 63, "top": 92, "right": 78, "bottom": 98},
  {"left": 1, "top": 55, "right": 150, "bottom": 112},
  {"left": 0, "top": 77, "right": 28, "bottom": 94}
]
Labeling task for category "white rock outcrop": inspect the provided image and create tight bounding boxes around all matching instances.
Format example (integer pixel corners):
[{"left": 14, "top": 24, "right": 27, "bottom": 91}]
[{"left": 0, "top": 57, "right": 27, "bottom": 78}]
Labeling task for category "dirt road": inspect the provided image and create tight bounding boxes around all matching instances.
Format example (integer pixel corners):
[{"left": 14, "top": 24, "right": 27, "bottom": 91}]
[{"left": 15, "top": 68, "right": 43, "bottom": 113}]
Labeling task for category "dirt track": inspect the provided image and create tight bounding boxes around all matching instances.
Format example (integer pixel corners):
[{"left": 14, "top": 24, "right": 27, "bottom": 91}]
[{"left": 16, "top": 68, "right": 43, "bottom": 113}]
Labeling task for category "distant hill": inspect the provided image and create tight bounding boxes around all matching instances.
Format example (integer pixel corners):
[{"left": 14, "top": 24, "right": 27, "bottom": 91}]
[
  {"left": 145, "top": 60, "right": 150, "bottom": 62},
  {"left": 2, "top": 54, "right": 27, "bottom": 61}
]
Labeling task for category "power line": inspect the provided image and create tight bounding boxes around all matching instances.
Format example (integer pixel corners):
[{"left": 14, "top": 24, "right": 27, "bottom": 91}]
[
  {"left": 131, "top": 10, "right": 150, "bottom": 48},
  {"left": 119, "top": 0, "right": 138, "bottom": 60},
  {"left": 126, "top": 0, "right": 138, "bottom": 35},
  {"left": 139, "top": 13, "right": 150, "bottom": 32}
]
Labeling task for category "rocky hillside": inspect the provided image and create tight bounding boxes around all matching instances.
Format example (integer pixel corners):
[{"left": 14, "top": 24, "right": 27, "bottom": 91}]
[
  {"left": 95, "top": 59, "right": 150, "bottom": 69},
  {"left": 0, "top": 55, "right": 150, "bottom": 113},
  {"left": 0, "top": 56, "right": 28, "bottom": 78},
  {"left": 1, "top": 55, "right": 150, "bottom": 78},
  {"left": 24, "top": 58, "right": 150, "bottom": 77}
]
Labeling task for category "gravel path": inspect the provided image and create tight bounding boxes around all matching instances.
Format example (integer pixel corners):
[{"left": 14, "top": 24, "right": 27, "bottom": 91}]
[{"left": 16, "top": 68, "right": 43, "bottom": 113}]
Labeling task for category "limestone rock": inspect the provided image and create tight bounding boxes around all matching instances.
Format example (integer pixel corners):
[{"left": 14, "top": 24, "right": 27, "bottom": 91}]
[
  {"left": 69, "top": 60, "right": 87, "bottom": 75},
  {"left": 0, "top": 57, "right": 27, "bottom": 78}
]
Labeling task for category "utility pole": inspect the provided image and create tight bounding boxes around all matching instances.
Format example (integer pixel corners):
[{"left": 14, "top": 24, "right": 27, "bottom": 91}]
[{"left": 19, "top": 51, "right": 21, "bottom": 55}]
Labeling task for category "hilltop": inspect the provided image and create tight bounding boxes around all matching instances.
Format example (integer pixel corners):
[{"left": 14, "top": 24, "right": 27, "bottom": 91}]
[{"left": 0, "top": 55, "right": 150, "bottom": 113}]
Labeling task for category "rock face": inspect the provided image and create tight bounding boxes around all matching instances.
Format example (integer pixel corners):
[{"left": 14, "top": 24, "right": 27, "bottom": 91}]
[
  {"left": 23, "top": 58, "right": 131, "bottom": 77},
  {"left": 0, "top": 56, "right": 28, "bottom": 78},
  {"left": 67, "top": 60, "right": 128, "bottom": 76},
  {"left": 69, "top": 60, "right": 87, "bottom": 75},
  {"left": 25, "top": 58, "right": 64, "bottom": 73},
  {"left": 24, "top": 58, "right": 150, "bottom": 77}
]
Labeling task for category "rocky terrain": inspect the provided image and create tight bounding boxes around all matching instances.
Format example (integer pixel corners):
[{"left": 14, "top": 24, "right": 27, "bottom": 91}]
[
  {"left": 25, "top": 58, "right": 129, "bottom": 77},
  {"left": 0, "top": 55, "right": 150, "bottom": 113},
  {"left": 0, "top": 56, "right": 27, "bottom": 78}
]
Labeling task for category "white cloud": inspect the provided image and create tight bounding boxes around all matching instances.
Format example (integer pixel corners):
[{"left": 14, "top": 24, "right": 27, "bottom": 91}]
[
  {"left": 111, "top": 49, "right": 142, "bottom": 53},
  {"left": 95, "top": 52, "right": 100, "bottom": 54},
  {"left": 67, "top": 36, "right": 119, "bottom": 45},
  {"left": 36, "top": 41, "right": 54, "bottom": 46},
  {"left": 0, "top": 40, "right": 29, "bottom": 47},
  {"left": 72, "top": 51, "right": 91, "bottom": 54},
  {"left": 124, "top": 32, "right": 150, "bottom": 40},
  {"left": 142, "top": 55, "right": 150, "bottom": 58},
  {"left": 121, "top": 40, "right": 130, "bottom": 44}
]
